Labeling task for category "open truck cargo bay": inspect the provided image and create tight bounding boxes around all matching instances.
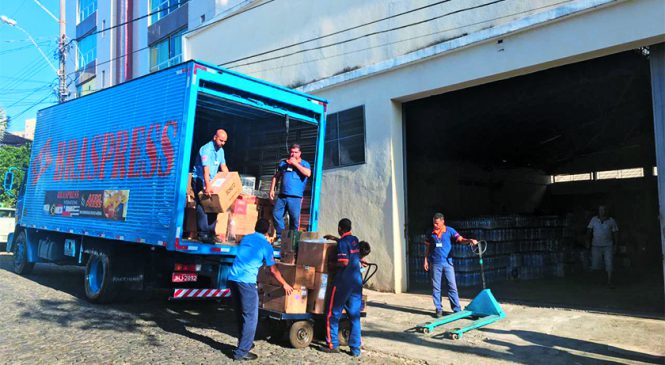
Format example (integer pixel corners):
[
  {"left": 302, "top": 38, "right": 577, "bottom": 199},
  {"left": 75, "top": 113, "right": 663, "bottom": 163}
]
[{"left": 20, "top": 61, "right": 327, "bottom": 256}]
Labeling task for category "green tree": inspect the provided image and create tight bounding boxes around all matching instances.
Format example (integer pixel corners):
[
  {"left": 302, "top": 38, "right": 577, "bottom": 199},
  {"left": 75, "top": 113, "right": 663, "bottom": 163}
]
[{"left": 0, "top": 143, "right": 32, "bottom": 207}]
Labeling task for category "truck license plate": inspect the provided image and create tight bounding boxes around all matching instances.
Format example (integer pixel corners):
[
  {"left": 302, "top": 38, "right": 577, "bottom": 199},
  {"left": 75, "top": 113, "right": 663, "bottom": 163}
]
[{"left": 172, "top": 273, "right": 198, "bottom": 283}]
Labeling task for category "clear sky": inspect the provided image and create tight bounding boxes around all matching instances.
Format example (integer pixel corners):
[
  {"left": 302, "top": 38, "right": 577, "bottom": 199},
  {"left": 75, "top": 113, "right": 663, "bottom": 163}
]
[{"left": 0, "top": 0, "right": 60, "bottom": 133}]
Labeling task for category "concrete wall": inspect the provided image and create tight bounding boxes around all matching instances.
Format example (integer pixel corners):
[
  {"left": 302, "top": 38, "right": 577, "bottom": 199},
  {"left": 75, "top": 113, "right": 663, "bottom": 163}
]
[
  {"left": 184, "top": 0, "right": 665, "bottom": 292},
  {"left": 184, "top": 0, "right": 572, "bottom": 86}
]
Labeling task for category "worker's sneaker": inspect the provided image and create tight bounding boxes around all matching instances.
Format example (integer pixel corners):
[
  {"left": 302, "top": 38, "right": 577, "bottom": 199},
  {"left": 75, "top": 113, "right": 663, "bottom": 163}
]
[
  {"left": 350, "top": 347, "right": 361, "bottom": 357},
  {"left": 435, "top": 310, "right": 443, "bottom": 318},
  {"left": 233, "top": 352, "right": 258, "bottom": 361},
  {"left": 319, "top": 346, "right": 340, "bottom": 353}
]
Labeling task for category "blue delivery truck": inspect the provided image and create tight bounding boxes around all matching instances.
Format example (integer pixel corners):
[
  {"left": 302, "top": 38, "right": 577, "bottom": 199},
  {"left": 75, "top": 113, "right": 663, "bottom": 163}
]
[{"left": 4, "top": 61, "right": 328, "bottom": 303}]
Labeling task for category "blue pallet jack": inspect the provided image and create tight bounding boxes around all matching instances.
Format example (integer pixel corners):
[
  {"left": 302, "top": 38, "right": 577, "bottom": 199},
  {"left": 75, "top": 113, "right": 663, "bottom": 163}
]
[{"left": 416, "top": 240, "right": 506, "bottom": 339}]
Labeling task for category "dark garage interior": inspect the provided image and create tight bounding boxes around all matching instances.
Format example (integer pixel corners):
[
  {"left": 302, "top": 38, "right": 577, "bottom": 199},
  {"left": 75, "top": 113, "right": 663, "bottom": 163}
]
[{"left": 404, "top": 50, "right": 663, "bottom": 314}]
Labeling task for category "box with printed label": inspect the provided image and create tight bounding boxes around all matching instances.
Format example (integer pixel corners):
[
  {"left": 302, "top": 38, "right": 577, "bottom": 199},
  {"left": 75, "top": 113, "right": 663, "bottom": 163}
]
[
  {"left": 297, "top": 239, "right": 337, "bottom": 273},
  {"left": 198, "top": 172, "right": 242, "bottom": 213},
  {"left": 262, "top": 284, "right": 308, "bottom": 313},
  {"left": 307, "top": 272, "right": 332, "bottom": 314}
]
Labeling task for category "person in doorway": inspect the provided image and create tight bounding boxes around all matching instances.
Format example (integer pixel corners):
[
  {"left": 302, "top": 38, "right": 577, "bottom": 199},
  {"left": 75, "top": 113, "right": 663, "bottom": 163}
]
[
  {"left": 424, "top": 212, "right": 478, "bottom": 318},
  {"left": 586, "top": 205, "right": 619, "bottom": 287},
  {"left": 269, "top": 143, "right": 311, "bottom": 239},
  {"left": 192, "top": 129, "right": 229, "bottom": 243},
  {"left": 227, "top": 219, "right": 293, "bottom": 361},
  {"left": 322, "top": 218, "right": 365, "bottom": 357}
]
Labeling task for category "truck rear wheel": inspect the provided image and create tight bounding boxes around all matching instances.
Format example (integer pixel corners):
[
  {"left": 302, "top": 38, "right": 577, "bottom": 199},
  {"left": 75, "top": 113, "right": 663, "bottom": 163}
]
[
  {"left": 13, "top": 232, "right": 34, "bottom": 275},
  {"left": 84, "top": 252, "right": 117, "bottom": 303}
]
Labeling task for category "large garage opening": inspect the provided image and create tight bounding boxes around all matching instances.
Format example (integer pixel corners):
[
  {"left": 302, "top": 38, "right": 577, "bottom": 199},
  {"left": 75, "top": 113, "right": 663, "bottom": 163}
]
[{"left": 404, "top": 50, "right": 663, "bottom": 314}]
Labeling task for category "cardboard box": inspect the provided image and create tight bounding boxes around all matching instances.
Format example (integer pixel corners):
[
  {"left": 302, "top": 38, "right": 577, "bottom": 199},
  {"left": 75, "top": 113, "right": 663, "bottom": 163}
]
[
  {"left": 307, "top": 272, "right": 332, "bottom": 314},
  {"left": 262, "top": 284, "right": 308, "bottom": 313},
  {"left": 262, "top": 262, "right": 315, "bottom": 289},
  {"left": 297, "top": 239, "right": 338, "bottom": 273},
  {"left": 281, "top": 231, "right": 320, "bottom": 252},
  {"left": 280, "top": 249, "right": 296, "bottom": 264},
  {"left": 198, "top": 172, "right": 242, "bottom": 213},
  {"left": 214, "top": 211, "right": 230, "bottom": 238},
  {"left": 229, "top": 209, "right": 259, "bottom": 237}
]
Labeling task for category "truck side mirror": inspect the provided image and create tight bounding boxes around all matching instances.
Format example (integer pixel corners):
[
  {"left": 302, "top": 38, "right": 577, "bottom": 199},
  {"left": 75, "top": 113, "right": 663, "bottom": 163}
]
[{"left": 3, "top": 167, "right": 16, "bottom": 197}]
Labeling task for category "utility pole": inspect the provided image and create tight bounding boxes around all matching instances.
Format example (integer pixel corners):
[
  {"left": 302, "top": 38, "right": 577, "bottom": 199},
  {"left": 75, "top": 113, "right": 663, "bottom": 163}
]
[{"left": 58, "top": 0, "right": 67, "bottom": 103}]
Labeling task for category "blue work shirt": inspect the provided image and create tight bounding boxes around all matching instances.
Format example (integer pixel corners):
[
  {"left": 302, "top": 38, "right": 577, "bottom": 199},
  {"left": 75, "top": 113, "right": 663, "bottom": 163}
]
[
  {"left": 228, "top": 232, "right": 275, "bottom": 284},
  {"left": 277, "top": 159, "right": 310, "bottom": 197},
  {"left": 193, "top": 141, "right": 226, "bottom": 182},
  {"left": 334, "top": 232, "right": 362, "bottom": 285},
  {"left": 427, "top": 226, "right": 461, "bottom": 264}
]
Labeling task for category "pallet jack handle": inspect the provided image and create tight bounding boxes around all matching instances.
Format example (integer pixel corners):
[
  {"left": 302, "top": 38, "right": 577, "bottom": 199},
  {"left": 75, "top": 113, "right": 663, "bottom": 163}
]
[
  {"left": 362, "top": 262, "right": 378, "bottom": 285},
  {"left": 471, "top": 240, "right": 488, "bottom": 289}
]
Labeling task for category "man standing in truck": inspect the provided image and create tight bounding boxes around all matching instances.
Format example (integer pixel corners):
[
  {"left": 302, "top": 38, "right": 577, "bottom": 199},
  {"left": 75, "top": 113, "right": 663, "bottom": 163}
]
[
  {"left": 192, "top": 129, "right": 229, "bottom": 243},
  {"left": 269, "top": 143, "right": 311, "bottom": 239}
]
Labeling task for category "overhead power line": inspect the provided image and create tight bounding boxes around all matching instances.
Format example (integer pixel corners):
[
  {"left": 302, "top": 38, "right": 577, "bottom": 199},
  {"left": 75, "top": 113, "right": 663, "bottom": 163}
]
[{"left": 221, "top": 0, "right": 506, "bottom": 68}]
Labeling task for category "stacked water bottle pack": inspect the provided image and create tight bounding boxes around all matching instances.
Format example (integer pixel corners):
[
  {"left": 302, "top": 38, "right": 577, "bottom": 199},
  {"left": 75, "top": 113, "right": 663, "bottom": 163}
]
[{"left": 448, "top": 215, "right": 573, "bottom": 287}]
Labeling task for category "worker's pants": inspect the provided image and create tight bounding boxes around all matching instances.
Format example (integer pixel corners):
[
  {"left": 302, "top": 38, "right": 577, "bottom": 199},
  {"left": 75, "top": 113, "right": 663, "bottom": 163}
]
[
  {"left": 273, "top": 195, "right": 301, "bottom": 238},
  {"left": 591, "top": 245, "right": 613, "bottom": 273},
  {"left": 326, "top": 271, "right": 363, "bottom": 354},
  {"left": 431, "top": 261, "right": 461, "bottom": 312},
  {"left": 192, "top": 178, "right": 217, "bottom": 237},
  {"left": 229, "top": 280, "right": 259, "bottom": 359}
]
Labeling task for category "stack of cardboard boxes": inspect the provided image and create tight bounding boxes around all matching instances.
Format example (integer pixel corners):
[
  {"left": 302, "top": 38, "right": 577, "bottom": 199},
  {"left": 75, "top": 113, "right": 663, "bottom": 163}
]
[
  {"left": 257, "top": 232, "right": 347, "bottom": 315},
  {"left": 184, "top": 172, "right": 264, "bottom": 243}
]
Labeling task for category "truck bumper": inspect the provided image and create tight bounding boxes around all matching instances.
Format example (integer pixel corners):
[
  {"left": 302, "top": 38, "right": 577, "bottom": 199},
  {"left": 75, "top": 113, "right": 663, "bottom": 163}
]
[{"left": 170, "top": 288, "right": 231, "bottom": 300}]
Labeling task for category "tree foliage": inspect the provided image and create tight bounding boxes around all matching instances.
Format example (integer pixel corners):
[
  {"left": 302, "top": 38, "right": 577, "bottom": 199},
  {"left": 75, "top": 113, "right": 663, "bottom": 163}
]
[{"left": 0, "top": 143, "right": 32, "bottom": 208}]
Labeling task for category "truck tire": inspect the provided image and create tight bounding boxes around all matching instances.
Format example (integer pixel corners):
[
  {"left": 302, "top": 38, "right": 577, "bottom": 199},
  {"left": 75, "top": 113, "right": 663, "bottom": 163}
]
[
  {"left": 13, "top": 232, "right": 34, "bottom": 275},
  {"left": 84, "top": 252, "right": 117, "bottom": 303}
]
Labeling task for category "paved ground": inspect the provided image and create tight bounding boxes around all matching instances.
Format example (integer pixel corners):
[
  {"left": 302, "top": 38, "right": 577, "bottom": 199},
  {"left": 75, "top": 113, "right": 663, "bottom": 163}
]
[
  {"left": 1, "top": 252, "right": 664, "bottom": 364},
  {"left": 0, "top": 253, "right": 421, "bottom": 365}
]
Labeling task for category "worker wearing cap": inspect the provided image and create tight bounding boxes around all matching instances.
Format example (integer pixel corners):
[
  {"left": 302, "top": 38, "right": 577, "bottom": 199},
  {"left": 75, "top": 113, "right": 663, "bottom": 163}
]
[
  {"left": 192, "top": 129, "right": 229, "bottom": 243},
  {"left": 269, "top": 143, "right": 311, "bottom": 239},
  {"left": 323, "top": 218, "right": 363, "bottom": 357},
  {"left": 227, "top": 219, "right": 293, "bottom": 361},
  {"left": 424, "top": 212, "right": 478, "bottom": 318}
]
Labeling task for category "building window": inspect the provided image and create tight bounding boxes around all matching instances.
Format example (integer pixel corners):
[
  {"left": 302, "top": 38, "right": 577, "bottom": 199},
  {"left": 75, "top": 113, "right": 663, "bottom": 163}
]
[
  {"left": 324, "top": 106, "right": 366, "bottom": 169},
  {"left": 76, "top": 77, "right": 96, "bottom": 97},
  {"left": 150, "top": 0, "right": 189, "bottom": 25},
  {"left": 150, "top": 28, "right": 185, "bottom": 72},
  {"left": 77, "top": 34, "right": 97, "bottom": 70},
  {"left": 596, "top": 168, "right": 644, "bottom": 180},
  {"left": 78, "top": 0, "right": 97, "bottom": 24},
  {"left": 552, "top": 173, "right": 592, "bottom": 183}
]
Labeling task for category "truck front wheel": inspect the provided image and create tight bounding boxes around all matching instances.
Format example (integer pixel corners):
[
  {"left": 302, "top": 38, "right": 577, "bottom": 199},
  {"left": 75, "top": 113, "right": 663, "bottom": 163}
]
[
  {"left": 84, "top": 252, "right": 117, "bottom": 303},
  {"left": 13, "top": 232, "right": 34, "bottom": 275}
]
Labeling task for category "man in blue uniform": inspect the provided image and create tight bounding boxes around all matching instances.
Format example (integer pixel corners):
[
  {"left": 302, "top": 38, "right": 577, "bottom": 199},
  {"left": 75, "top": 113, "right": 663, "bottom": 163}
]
[
  {"left": 192, "top": 129, "right": 229, "bottom": 243},
  {"left": 227, "top": 219, "right": 293, "bottom": 361},
  {"left": 269, "top": 143, "right": 311, "bottom": 239},
  {"left": 424, "top": 212, "right": 478, "bottom": 317},
  {"left": 323, "top": 218, "right": 363, "bottom": 357}
]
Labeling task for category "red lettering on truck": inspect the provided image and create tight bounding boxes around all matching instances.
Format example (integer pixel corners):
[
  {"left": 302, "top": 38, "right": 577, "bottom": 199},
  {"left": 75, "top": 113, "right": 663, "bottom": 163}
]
[{"left": 30, "top": 120, "right": 179, "bottom": 184}]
